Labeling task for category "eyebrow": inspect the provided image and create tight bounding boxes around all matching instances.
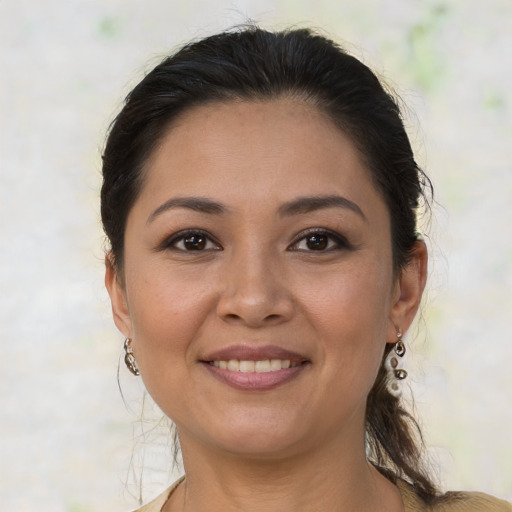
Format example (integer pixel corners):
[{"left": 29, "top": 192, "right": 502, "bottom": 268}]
[
  {"left": 147, "top": 194, "right": 366, "bottom": 224},
  {"left": 278, "top": 195, "right": 367, "bottom": 221},
  {"left": 147, "top": 197, "right": 227, "bottom": 224}
]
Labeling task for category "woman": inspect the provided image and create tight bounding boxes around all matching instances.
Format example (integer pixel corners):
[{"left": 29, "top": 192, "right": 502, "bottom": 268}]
[{"left": 101, "top": 27, "right": 511, "bottom": 512}]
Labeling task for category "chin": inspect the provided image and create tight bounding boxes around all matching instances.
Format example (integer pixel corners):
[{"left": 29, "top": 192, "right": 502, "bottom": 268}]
[
  {"left": 181, "top": 411, "right": 308, "bottom": 459},
  {"left": 219, "top": 431, "right": 304, "bottom": 459}
]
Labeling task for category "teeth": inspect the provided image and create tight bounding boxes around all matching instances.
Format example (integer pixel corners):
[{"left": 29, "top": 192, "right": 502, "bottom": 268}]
[
  {"left": 270, "top": 359, "right": 282, "bottom": 371},
  {"left": 209, "top": 359, "right": 300, "bottom": 372},
  {"left": 239, "top": 360, "right": 255, "bottom": 373},
  {"left": 227, "top": 359, "right": 239, "bottom": 371},
  {"left": 255, "top": 360, "right": 270, "bottom": 372}
]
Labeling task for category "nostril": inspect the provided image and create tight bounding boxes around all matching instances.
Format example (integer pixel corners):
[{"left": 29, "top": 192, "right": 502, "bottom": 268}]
[{"left": 216, "top": 287, "right": 294, "bottom": 327}]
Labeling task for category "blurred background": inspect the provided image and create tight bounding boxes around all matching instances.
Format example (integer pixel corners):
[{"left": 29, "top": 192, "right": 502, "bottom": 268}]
[{"left": 1, "top": 0, "right": 511, "bottom": 510}]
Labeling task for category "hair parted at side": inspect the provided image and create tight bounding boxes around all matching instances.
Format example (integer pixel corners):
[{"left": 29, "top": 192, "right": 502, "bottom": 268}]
[{"left": 101, "top": 25, "right": 437, "bottom": 503}]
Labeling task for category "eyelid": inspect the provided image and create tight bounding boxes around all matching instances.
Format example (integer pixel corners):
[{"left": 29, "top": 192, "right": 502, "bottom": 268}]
[
  {"left": 287, "top": 228, "right": 350, "bottom": 251},
  {"left": 156, "top": 228, "right": 222, "bottom": 252}
]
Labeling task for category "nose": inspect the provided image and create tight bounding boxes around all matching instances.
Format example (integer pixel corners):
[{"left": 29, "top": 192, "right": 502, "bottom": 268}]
[{"left": 216, "top": 249, "right": 294, "bottom": 328}]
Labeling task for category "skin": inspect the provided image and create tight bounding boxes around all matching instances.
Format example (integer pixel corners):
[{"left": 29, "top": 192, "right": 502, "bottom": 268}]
[{"left": 106, "top": 99, "right": 427, "bottom": 512}]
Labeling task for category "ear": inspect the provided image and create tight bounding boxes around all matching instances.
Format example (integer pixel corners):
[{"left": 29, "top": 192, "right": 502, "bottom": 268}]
[
  {"left": 104, "top": 253, "right": 133, "bottom": 338},
  {"left": 386, "top": 241, "right": 428, "bottom": 342}
]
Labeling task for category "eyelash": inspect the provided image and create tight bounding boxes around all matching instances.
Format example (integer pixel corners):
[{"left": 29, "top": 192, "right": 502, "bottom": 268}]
[
  {"left": 159, "top": 229, "right": 222, "bottom": 252},
  {"left": 159, "top": 228, "right": 350, "bottom": 253},
  {"left": 288, "top": 228, "right": 350, "bottom": 252}
]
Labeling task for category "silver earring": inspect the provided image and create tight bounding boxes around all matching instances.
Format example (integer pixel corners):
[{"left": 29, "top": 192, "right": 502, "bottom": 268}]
[
  {"left": 385, "top": 328, "right": 407, "bottom": 397},
  {"left": 124, "top": 338, "right": 140, "bottom": 376}
]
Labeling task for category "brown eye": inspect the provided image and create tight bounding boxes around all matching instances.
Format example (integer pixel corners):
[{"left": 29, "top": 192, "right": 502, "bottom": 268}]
[
  {"left": 184, "top": 234, "right": 206, "bottom": 250},
  {"left": 305, "top": 234, "right": 328, "bottom": 250},
  {"left": 165, "top": 230, "right": 221, "bottom": 252},
  {"left": 289, "top": 229, "right": 349, "bottom": 252}
]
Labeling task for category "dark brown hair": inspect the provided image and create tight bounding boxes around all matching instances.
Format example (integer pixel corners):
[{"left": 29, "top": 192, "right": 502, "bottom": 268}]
[{"left": 102, "top": 26, "right": 437, "bottom": 502}]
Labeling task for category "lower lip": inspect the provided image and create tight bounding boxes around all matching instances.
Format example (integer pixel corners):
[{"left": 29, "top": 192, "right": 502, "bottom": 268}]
[{"left": 202, "top": 362, "right": 308, "bottom": 391}]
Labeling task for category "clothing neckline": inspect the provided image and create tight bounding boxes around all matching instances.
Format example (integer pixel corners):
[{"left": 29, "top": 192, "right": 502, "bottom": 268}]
[{"left": 155, "top": 476, "right": 418, "bottom": 512}]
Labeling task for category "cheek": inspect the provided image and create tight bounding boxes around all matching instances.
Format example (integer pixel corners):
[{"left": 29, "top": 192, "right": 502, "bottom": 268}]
[
  {"left": 300, "top": 257, "right": 392, "bottom": 327},
  {"left": 125, "top": 263, "right": 216, "bottom": 370},
  {"left": 125, "top": 268, "right": 220, "bottom": 415},
  {"left": 297, "top": 258, "right": 392, "bottom": 379}
]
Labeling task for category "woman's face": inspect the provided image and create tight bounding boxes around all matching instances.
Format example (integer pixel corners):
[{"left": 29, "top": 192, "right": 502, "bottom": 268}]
[{"left": 106, "top": 99, "right": 425, "bottom": 458}]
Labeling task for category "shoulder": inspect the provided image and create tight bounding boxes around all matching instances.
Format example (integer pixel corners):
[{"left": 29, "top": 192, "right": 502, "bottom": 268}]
[
  {"left": 431, "top": 491, "right": 512, "bottom": 512},
  {"left": 398, "top": 481, "right": 511, "bottom": 512},
  {"left": 129, "top": 477, "right": 185, "bottom": 512}
]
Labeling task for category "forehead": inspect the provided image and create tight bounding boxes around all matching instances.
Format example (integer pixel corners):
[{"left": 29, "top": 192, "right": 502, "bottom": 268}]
[{"left": 136, "top": 99, "right": 387, "bottom": 220}]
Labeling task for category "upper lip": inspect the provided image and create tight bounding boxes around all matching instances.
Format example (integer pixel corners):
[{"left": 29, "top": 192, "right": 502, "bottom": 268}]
[{"left": 201, "top": 344, "right": 309, "bottom": 363}]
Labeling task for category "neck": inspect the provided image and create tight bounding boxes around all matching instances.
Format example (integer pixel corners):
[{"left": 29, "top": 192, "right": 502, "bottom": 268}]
[{"left": 165, "top": 422, "right": 403, "bottom": 512}]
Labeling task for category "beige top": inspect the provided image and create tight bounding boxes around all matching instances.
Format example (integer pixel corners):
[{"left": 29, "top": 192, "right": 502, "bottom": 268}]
[{"left": 131, "top": 477, "right": 512, "bottom": 512}]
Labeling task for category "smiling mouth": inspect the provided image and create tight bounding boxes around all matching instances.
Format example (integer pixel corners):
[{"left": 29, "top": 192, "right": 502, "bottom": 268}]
[
  {"left": 202, "top": 355, "right": 310, "bottom": 391},
  {"left": 207, "top": 359, "right": 302, "bottom": 372},
  {"left": 200, "top": 345, "right": 310, "bottom": 390}
]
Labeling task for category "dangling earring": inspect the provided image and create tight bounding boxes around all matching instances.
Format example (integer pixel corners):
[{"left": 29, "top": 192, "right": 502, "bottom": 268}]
[
  {"left": 124, "top": 338, "right": 140, "bottom": 376},
  {"left": 385, "top": 328, "right": 407, "bottom": 397}
]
